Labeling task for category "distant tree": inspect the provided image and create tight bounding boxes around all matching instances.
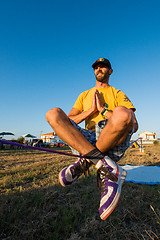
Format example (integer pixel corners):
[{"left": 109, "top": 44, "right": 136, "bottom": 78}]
[
  {"left": 153, "top": 140, "right": 159, "bottom": 145},
  {"left": 16, "top": 137, "right": 24, "bottom": 143}
]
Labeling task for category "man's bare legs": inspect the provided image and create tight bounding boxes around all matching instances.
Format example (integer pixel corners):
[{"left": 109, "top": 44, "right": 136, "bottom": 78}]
[{"left": 46, "top": 106, "right": 134, "bottom": 156}]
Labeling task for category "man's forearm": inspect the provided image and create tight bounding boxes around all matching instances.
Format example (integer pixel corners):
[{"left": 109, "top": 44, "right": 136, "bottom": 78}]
[
  {"left": 103, "top": 110, "right": 113, "bottom": 119},
  {"left": 68, "top": 108, "right": 96, "bottom": 124}
]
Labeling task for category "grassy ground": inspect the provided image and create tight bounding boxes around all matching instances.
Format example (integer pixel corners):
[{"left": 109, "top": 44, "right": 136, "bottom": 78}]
[{"left": 0, "top": 145, "right": 160, "bottom": 240}]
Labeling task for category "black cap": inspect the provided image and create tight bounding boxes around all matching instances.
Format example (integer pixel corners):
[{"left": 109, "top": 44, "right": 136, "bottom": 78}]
[{"left": 92, "top": 58, "right": 112, "bottom": 69}]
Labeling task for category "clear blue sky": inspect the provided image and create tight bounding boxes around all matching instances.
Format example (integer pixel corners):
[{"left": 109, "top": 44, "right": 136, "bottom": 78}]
[{"left": 0, "top": 0, "right": 160, "bottom": 140}]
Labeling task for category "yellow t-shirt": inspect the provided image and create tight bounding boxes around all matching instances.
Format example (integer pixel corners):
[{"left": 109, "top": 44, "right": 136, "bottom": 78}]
[{"left": 73, "top": 85, "right": 136, "bottom": 131}]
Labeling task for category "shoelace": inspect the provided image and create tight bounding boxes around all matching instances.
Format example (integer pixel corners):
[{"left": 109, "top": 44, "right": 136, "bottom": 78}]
[
  {"left": 74, "top": 158, "right": 93, "bottom": 177},
  {"left": 97, "top": 165, "right": 118, "bottom": 193}
]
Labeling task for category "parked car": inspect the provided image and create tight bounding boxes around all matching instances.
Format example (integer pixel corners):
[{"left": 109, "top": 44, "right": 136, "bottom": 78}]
[{"left": 56, "top": 140, "right": 67, "bottom": 147}]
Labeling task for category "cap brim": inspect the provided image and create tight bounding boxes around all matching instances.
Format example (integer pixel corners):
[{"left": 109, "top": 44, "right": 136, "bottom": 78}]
[{"left": 92, "top": 62, "right": 110, "bottom": 69}]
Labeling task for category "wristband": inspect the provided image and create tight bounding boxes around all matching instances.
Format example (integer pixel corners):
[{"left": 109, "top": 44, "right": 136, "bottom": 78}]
[
  {"left": 101, "top": 107, "right": 108, "bottom": 117},
  {"left": 102, "top": 109, "right": 108, "bottom": 117}
]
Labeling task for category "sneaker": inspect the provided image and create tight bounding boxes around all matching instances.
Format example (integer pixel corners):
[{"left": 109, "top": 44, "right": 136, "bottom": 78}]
[
  {"left": 96, "top": 156, "right": 127, "bottom": 220},
  {"left": 59, "top": 158, "right": 93, "bottom": 187}
]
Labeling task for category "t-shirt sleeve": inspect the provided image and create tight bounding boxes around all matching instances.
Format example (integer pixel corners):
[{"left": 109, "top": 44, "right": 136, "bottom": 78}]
[
  {"left": 73, "top": 92, "right": 84, "bottom": 112},
  {"left": 116, "top": 90, "right": 136, "bottom": 111}
]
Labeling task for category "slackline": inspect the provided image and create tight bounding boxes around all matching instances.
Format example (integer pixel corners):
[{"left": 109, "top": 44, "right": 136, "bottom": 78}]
[
  {"left": 0, "top": 139, "right": 101, "bottom": 160},
  {"left": 0, "top": 139, "right": 83, "bottom": 158}
]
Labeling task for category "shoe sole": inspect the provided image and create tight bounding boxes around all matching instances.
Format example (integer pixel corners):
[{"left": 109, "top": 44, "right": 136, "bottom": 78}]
[
  {"left": 58, "top": 168, "right": 67, "bottom": 187},
  {"left": 100, "top": 167, "right": 127, "bottom": 220},
  {"left": 58, "top": 166, "right": 79, "bottom": 187}
]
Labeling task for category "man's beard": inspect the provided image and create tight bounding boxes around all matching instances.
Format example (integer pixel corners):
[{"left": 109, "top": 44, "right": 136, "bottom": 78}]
[{"left": 95, "top": 71, "right": 108, "bottom": 82}]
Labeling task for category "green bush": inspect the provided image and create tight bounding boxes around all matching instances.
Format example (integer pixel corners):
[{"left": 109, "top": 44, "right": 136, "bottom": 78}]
[
  {"left": 16, "top": 137, "right": 24, "bottom": 143},
  {"left": 153, "top": 140, "right": 159, "bottom": 145}
]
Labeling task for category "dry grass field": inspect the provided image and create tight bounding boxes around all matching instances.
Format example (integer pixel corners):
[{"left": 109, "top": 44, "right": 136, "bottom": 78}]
[{"left": 0, "top": 144, "right": 160, "bottom": 240}]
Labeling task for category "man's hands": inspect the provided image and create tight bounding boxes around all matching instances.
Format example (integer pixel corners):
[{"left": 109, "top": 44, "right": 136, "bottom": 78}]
[
  {"left": 91, "top": 89, "right": 104, "bottom": 114},
  {"left": 68, "top": 89, "right": 110, "bottom": 124}
]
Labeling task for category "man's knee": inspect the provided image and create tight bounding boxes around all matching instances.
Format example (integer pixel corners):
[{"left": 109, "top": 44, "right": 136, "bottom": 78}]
[
  {"left": 112, "top": 106, "right": 133, "bottom": 130},
  {"left": 46, "top": 107, "right": 63, "bottom": 123}
]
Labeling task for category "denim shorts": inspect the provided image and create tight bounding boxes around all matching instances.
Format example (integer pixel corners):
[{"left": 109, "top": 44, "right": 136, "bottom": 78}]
[{"left": 69, "top": 119, "right": 134, "bottom": 162}]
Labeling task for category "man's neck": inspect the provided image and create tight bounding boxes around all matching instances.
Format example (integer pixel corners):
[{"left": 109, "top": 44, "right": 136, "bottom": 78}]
[{"left": 95, "top": 81, "right": 109, "bottom": 88}]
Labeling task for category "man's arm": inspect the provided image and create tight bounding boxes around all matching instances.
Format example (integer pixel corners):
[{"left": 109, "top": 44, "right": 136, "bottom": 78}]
[
  {"left": 68, "top": 90, "right": 97, "bottom": 124},
  {"left": 96, "top": 89, "right": 138, "bottom": 132},
  {"left": 68, "top": 107, "right": 95, "bottom": 124}
]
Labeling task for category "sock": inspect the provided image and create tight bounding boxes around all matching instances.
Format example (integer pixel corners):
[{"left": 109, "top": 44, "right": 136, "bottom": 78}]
[{"left": 84, "top": 148, "right": 104, "bottom": 165}]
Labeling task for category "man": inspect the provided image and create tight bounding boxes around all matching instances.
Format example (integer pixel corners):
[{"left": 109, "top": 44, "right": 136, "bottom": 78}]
[{"left": 46, "top": 58, "right": 138, "bottom": 220}]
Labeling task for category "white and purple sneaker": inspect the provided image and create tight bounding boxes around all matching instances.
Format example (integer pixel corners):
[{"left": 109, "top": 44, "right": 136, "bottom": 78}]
[
  {"left": 59, "top": 158, "right": 93, "bottom": 187},
  {"left": 96, "top": 156, "right": 127, "bottom": 220}
]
